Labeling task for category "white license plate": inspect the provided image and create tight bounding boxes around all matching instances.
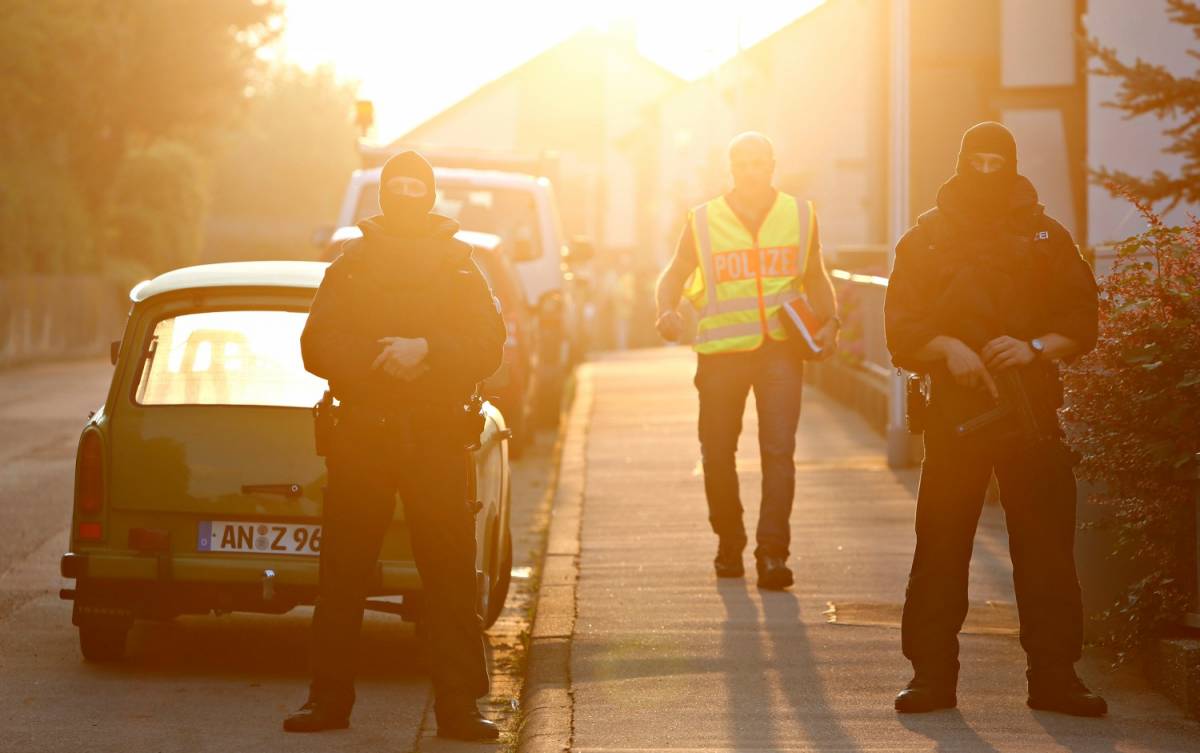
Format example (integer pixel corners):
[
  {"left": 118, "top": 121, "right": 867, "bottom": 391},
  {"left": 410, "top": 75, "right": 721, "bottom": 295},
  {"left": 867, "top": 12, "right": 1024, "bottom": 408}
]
[{"left": 197, "top": 521, "right": 321, "bottom": 556}]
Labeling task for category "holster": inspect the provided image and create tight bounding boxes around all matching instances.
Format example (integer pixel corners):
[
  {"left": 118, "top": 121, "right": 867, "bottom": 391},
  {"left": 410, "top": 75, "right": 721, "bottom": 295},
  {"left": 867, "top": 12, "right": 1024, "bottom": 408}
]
[
  {"left": 460, "top": 393, "right": 487, "bottom": 451},
  {"left": 906, "top": 373, "right": 929, "bottom": 435},
  {"left": 312, "top": 390, "right": 336, "bottom": 457}
]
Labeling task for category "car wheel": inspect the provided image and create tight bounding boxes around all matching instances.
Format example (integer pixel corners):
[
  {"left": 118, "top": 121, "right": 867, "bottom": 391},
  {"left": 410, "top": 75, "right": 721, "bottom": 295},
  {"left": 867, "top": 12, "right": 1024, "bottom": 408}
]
[
  {"left": 484, "top": 527, "right": 513, "bottom": 629},
  {"left": 78, "top": 622, "right": 129, "bottom": 662}
]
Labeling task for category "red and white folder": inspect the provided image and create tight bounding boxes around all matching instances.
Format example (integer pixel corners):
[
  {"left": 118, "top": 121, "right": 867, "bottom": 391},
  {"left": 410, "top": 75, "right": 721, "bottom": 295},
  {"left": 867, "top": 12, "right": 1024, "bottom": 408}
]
[{"left": 780, "top": 295, "right": 825, "bottom": 359}]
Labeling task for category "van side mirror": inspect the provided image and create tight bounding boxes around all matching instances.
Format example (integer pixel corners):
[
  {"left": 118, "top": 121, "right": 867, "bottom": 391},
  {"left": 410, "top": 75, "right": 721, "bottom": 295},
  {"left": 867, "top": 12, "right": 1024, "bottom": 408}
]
[
  {"left": 110, "top": 340, "right": 121, "bottom": 365},
  {"left": 565, "top": 236, "right": 595, "bottom": 265}
]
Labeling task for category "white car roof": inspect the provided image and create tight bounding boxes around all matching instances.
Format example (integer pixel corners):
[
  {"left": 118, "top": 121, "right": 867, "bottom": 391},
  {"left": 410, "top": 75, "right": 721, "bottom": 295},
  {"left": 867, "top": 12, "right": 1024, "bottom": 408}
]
[{"left": 130, "top": 261, "right": 329, "bottom": 302}]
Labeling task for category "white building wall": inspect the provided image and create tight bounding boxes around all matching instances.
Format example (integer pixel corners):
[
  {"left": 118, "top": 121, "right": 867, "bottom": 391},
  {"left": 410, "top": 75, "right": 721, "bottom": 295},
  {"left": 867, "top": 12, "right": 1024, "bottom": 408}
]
[
  {"left": 649, "top": 0, "right": 887, "bottom": 265},
  {"left": 999, "top": 0, "right": 1079, "bottom": 239},
  {"left": 603, "top": 53, "right": 677, "bottom": 250},
  {"left": 762, "top": 0, "right": 886, "bottom": 253},
  {"left": 652, "top": 79, "right": 736, "bottom": 260},
  {"left": 405, "top": 84, "right": 520, "bottom": 152}
]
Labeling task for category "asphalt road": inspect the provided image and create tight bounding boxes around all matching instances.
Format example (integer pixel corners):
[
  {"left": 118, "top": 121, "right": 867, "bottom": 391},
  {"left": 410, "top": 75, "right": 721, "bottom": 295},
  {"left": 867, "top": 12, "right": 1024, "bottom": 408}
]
[{"left": 0, "top": 358, "right": 555, "bottom": 753}]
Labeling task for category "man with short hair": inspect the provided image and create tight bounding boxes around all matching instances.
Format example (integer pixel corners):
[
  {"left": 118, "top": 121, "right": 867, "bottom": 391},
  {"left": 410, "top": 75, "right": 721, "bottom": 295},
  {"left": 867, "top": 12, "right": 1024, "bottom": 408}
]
[
  {"left": 655, "top": 132, "right": 840, "bottom": 590},
  {"left": 885, "top": 122, "right": 1106, "bottom": 716}
]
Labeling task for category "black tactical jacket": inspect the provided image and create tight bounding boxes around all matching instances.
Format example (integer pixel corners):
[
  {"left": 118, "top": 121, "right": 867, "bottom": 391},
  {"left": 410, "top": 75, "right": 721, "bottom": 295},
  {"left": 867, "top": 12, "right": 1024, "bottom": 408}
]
[
  {"left": 884, "top": 175, "right": 1098, "bottom": 416},
  {"left": 300, "top": 213, "right": 505, "bottom": 420}
]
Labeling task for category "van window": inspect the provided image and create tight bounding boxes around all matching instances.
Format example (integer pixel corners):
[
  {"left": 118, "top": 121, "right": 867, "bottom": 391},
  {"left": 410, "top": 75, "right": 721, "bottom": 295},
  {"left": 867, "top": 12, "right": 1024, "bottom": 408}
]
[
  {"left": 354, "top": 180, "right": 543, "bottom": 260},
  {"left": 134, "top": 310, "right": 326, "bottom": 408}
]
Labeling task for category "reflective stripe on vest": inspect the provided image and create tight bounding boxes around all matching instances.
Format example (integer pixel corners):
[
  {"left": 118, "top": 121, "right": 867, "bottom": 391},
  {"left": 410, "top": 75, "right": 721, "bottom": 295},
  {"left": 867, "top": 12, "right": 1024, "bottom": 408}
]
[{"left": 685, "top": 192, "right": 814, "bottom": 354}]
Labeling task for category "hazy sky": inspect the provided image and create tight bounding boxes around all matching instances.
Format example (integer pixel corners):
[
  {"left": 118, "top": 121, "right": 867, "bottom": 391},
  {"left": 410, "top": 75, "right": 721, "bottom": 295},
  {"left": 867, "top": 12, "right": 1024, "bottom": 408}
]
[{"left": 279, "top": 0, "right": 825, "bottom": 141}]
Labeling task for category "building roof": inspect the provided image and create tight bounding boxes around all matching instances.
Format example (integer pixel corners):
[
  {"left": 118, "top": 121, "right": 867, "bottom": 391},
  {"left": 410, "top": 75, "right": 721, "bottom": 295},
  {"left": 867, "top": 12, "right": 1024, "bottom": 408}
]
[
  {"left": 130, "top": 261, "right": 330, "bottom": 302},
  {"left": 396, "top": 29, "right": 684, "bottom": 147}
]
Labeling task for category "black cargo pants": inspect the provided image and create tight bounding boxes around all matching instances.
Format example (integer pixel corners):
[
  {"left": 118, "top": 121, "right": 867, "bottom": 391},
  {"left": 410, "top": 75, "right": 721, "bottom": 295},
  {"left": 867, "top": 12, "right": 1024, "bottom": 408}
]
[
  {"left": 901, "top": 414, "right": 1083, "bottom": 684},
  {"left": 308, "top": 414, "right": 488, "bottom": 715}
]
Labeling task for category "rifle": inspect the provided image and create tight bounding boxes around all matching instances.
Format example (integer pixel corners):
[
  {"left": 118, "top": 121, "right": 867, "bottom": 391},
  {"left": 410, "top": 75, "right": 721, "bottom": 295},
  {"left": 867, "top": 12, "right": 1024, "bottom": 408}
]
[{"left": 953, "top": 368, "right": 1048, "bottom": 444}]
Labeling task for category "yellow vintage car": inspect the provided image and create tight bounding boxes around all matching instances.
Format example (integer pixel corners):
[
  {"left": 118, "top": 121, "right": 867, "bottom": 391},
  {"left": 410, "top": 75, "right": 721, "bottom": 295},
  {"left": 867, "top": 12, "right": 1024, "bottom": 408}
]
[{"left": 59, "top": 261, "right": 513, "bottom": 661}]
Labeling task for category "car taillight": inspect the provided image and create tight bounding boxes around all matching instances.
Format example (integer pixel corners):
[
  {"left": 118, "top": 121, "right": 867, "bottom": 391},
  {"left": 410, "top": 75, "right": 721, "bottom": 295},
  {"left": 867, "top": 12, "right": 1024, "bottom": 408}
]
[
  {"left": 78, "top": 431, "right": 104, "bottom": 514},
  {"left": 78, "top": 522, "right": 103, "bottom": 541}
]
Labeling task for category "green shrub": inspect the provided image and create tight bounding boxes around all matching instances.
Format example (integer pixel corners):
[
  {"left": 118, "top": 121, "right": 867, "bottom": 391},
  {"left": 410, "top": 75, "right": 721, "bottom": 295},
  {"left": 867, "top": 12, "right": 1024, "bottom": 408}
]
[
  {"left": 0, "top": 156, "right": 95, "bottom": 275},
  {"left": 1063, "top": 197, "right": 1200, "bottom": 660},
  {"left": 105, "top": 140, "right": 209, "bottom": 274}
]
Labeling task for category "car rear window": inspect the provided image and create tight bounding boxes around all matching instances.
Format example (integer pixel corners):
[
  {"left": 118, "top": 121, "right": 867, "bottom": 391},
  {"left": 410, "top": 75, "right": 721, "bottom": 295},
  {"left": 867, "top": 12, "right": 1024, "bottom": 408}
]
[{"left": 134, "top": 310, "right": 326, "bottom": 408}]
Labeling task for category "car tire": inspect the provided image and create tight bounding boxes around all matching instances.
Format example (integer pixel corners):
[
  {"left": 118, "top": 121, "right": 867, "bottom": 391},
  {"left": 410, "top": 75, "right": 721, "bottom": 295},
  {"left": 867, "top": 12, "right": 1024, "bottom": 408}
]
[
  {"left": 79, "top": 623, "right": 129, "bottom": 662},
  {"left": 484, "top": 527, "right": 513, "bottom": 630}
]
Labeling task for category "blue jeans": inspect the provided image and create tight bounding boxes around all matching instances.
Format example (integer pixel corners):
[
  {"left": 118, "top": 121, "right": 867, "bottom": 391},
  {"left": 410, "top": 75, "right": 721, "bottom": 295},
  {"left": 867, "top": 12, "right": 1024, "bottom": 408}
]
[{"left": 694, "top": 339, "right": 804, "bottom": 560}]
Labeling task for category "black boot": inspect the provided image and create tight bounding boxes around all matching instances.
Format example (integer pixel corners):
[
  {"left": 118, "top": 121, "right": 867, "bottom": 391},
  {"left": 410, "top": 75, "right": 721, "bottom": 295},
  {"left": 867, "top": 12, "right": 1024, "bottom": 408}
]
[
  {"left": 756, "top": 556, "right": 793, "bottom": 590},
  {"left": 714, "top": 537, "right": 745, "bottom": 578},
  {"left": 436, "top": 703, "right": 500, "bottom": 741},
  {"left": 894, "top": 674, "right": 957, "bottom": 713},
  {"left": 282, "top": 701, "right": 350, "bottom": 732},
  {"left": 1027, "top": 665, "right": 1108, "bottom": 717}
]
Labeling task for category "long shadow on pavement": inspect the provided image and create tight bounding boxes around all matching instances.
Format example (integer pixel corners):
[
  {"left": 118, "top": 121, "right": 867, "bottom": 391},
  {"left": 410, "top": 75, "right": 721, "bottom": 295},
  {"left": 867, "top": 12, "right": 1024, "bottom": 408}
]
[
  {"left": 760, "top": 590, "right": 862, "bottom": 752},
  {"left": 1031, "top": 711, "right": 1120, "bottom": 753},
  {"left": 898, "top": 709, "right": 1002, "bottom": 753},
  {"left": 92, "top": 611, "right": 428, "bottom": 682},
  {"left": 718, "top": 580, "right": 779, "bottom": 751}
]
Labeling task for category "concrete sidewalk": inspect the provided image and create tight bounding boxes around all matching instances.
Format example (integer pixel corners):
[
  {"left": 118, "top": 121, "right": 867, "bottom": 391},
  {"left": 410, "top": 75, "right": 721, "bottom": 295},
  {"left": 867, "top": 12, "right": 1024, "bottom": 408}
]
[{"left": 537, "top": 347, "right": 1199, "bottom": 753}]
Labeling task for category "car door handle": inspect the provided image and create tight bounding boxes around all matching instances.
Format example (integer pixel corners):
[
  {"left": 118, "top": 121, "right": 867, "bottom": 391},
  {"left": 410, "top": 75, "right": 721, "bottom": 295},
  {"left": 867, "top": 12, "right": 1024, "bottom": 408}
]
[{"left": 241, "top": 483, "right": 303, "bottom": 498}]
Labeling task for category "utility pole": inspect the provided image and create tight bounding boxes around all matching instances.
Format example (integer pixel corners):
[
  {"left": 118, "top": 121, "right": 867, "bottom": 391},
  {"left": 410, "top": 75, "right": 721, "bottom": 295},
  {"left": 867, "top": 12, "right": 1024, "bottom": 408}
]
[{"left": 886, "top": 0, "right": 911, "bottom": 469}]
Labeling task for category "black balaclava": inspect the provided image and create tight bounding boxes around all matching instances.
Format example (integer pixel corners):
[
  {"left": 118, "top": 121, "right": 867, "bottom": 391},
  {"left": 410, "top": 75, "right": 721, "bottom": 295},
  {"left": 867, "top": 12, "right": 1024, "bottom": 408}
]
[
  {"left": 379, "top": 151, "right": 436, "bottom": 227},
  {"left": 955, "top": 121, "right": 1018, "bottom": 213}
]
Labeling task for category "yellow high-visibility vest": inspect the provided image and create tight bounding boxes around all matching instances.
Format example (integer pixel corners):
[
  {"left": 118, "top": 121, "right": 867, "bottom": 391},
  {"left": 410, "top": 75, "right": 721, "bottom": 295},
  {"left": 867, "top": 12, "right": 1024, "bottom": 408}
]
[{"left": 684, "top": 192, "right": 815, "bottom": 354}]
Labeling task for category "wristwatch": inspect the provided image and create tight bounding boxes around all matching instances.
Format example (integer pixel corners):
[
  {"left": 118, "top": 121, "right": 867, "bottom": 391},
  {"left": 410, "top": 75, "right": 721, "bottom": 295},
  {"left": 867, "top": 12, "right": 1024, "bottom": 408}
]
[{"left": 1029, "top": 338, "right": 1046, "bottom": 359}]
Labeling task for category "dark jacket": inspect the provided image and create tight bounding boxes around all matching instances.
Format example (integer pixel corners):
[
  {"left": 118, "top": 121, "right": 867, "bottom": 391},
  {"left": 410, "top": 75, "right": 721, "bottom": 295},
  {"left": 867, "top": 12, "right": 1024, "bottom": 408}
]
[
  {"left": 300, "top": 213, "right": 506, "bottom": 419},
  {"left": 884, "top": 175, "right": 1098, "bottom": 419},
  {"left": 886, "top": 175, "right": 1097, "bottom": 367}
]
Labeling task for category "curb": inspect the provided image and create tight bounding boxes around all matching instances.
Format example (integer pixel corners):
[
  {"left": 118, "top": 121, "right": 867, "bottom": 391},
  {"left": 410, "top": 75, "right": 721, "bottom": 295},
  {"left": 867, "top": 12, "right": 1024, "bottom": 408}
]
[{"left": 516, "top": 365, "right": 592, "bottom": 753}]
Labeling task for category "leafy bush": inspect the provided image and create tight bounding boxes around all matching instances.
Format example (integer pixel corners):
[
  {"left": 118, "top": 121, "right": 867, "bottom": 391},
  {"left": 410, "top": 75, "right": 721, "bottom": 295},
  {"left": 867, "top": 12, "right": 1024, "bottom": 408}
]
[
  {"left": 0, "top": 158, "right": 94, "bottom": 275},
  {"left": 1063, "top": 197, "right": 1200, "bottom": 659},
  {"left": 209, "top": 63, "right": 359, "bottom": 228},
  {"left": 105, "top": 140, "right": 209, "bottom": 275},
  {"left": 0, "top": 0, "right": 280, "bottom": 276}
]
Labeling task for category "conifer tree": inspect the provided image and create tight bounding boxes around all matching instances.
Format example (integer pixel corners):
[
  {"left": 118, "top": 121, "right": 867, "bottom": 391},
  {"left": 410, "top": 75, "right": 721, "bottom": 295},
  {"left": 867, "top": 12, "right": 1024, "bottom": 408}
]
[{"left": 1089, "top": 0, "right": 1200, "bottom": 209}]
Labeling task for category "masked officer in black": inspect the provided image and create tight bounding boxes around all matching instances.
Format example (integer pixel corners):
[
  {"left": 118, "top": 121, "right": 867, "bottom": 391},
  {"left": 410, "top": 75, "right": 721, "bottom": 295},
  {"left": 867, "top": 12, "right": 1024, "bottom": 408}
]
[
  {"left": 285, "top": 151, "right": 506, "bottom": 740},
  {"left": 884, "top": 122, "right": 1106, "bottom": 717}
]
